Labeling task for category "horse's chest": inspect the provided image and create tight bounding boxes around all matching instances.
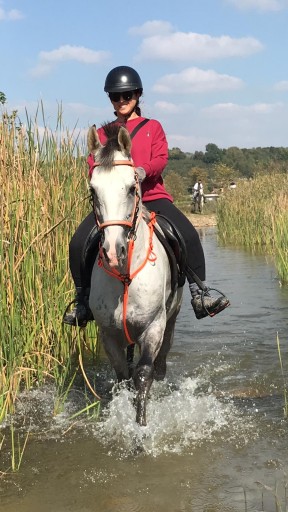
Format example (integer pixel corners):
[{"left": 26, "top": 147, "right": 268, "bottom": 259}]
[
  {"left": 90, "top": 277, "right": 157, "bottom": 331},
  {"left": 92, "top": 297, "right": 145, "bottom": 328}
]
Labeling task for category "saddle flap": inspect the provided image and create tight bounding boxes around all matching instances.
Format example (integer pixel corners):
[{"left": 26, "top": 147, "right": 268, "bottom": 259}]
[{"left": 154, "top": 214, "right": 187, "bottom": 288}]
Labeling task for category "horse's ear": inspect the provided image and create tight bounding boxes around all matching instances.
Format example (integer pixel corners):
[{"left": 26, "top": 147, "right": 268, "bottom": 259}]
[
  {"left": 136, "top": 167, "right": 146, "bottom": 183},
  {"left": 88, "top": 124, "right": 102, "bottom": 153},
  {"left": 118, "top": 126, "right": 132, "bottom": 156}
]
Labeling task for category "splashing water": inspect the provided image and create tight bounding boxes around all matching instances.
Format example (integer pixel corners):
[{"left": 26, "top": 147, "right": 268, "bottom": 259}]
[{"left": 94, "top": 376, "right": 248, "bottom": 458}]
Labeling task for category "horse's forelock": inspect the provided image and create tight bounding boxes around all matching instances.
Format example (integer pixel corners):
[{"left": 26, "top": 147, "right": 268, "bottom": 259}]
[{"left": 97, "top": 122, "right": 123, "bottom": 169}]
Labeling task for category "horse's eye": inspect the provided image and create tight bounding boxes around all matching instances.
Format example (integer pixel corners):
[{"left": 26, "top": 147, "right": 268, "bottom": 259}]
[{"left": 129, "top": 185, "right": 136, "bottom": 196}]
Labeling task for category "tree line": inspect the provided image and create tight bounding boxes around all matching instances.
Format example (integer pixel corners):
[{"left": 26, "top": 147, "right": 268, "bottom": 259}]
[
  {"left": 165, "top": 143, "right": 288, "bottom": 197},
  {"left": 2, "top": 89, "right": 287, "bottom": 198}
]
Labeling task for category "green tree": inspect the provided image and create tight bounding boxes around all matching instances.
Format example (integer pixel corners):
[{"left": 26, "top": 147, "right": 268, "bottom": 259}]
[
  {"left": 0, "top": 91, "right": 7, "bottom": 105},
  {"left": 203, "top": 143, "right": 223, "bottom": 164},
  {"left": 213, "top": 163, "right": 235, "bottom": 188},
  {"left": 222, "top": 146, "right": 250, "bottom": 176},
  {"left": 164, "top": 171, "right": 186, "bottom": 201},
  {"left": 188, "top": 167, "right": 209, "bottom": 189},
  {"left": 193, "top": 150, "right": 205, "bottom": 161},
  {"left": 168, "top": 147, "right": 186, "bottom": 160}
]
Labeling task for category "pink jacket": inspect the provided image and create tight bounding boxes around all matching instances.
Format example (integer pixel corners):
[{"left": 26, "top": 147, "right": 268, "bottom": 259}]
[{"left": 87, "top": 117, "right": 173, "bottom": 203}]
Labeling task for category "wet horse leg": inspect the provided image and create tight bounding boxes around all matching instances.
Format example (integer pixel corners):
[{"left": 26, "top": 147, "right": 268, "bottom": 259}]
[
  {"left": 133, "top": 326, "right": 165, "bottom": 426},
  {"left": 101, "top": 328, "right": 129, "bottom": 382},
  {"left": 133, "top": 360, "right": 154, "bottom": 427},
  {"left": 154, "top": 313, "right": 177, "bottom": 381}
]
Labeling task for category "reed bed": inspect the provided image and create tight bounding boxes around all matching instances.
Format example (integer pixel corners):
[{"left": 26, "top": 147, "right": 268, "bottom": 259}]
[
  {"left": 0, "top": 107, "right": 98, "bottom": 427},
  {"left": 217, "top": 173, "right": 288, "bottom": 283}
]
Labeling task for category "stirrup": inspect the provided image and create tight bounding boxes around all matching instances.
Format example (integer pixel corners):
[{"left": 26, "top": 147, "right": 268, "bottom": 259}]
[
  {"left": 199, "top": 287, "right": 230, "bottom": 318},
  {"left": 62, "top": 298, "right": 93, "bottom": 327}
]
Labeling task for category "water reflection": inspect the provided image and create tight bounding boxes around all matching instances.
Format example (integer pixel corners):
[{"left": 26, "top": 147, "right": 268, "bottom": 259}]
[{"left": 1, "top": 227, "right": 288, "bottom": 512}]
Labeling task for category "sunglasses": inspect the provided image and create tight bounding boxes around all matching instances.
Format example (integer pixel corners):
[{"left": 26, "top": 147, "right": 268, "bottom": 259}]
[{"left": 108, "top": 90, "right": 137, "bottom": 102}]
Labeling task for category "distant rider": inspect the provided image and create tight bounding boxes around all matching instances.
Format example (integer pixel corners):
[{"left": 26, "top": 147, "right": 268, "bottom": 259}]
[{"left": 193, "top": 179, "right": 203, "bottom": 199}]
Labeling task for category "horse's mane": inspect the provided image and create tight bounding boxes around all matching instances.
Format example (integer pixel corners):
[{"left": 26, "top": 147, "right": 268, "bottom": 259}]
[{"left": 98, "top": 122, "right": 126, "bottom": 169}]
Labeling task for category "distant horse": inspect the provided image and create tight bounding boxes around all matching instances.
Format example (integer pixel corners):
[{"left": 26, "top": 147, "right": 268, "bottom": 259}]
[
  {"left": 192, "top": 189, "right": 204, "bottom": 214},
  {"left": 88, "top": 123, "right": 183, "bottom": 426}
]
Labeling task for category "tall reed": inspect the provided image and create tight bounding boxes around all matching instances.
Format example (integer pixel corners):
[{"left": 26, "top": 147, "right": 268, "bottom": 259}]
[
  {"left": 0, "top": 105, "right": 98, "bottom": 424},
  {"left": 217, "top": 173, "right": 288, "bottom": 283}
]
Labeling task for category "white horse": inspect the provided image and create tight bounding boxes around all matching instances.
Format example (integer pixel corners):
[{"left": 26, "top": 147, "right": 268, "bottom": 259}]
[
  {"left": 192, "top": 189, "right": 204, "bottom": 214},
  {"left": 88, "top": 123, "right": 183, "bottom": 426}
]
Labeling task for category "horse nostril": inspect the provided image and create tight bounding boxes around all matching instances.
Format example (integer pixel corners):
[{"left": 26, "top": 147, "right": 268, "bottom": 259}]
[
  {"left": 117, "top": 245, "right": 127, "bottom": 261},
  {"left": 102, "top": 247, "right": 110, "bottom": 262}
]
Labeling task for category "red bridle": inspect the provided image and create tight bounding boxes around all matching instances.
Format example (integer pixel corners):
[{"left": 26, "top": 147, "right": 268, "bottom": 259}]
[{"left": 92, "top": 160, "right": 141, "bottom": 234}]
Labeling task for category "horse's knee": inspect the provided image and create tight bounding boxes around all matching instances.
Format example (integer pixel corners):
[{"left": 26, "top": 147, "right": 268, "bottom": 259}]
[
  {"left": 154, "top": 359, "right": 167, "bottom": 381},
  {"left": 133, "top": 364, "right": 154, "bottom": 392}
]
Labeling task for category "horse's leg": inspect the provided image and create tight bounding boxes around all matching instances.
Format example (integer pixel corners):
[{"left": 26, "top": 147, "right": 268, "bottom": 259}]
[
  {"left": 133, "top": 359, "right": 154, "bottom": 427},
  {"left": 199, "top": 196, "right": 203, "bottom": 213},
  {"left": 154, "top": 313, "right": 177, "bottom": 381},
  {"left": 133, "top": 325, "right": 165, "bottom": 426},
  {"left": 101, "top": 329, "right": 129, "bottom": 382},
  {"left": 126, "top": 344, "right": 135, "bottom": 379}
]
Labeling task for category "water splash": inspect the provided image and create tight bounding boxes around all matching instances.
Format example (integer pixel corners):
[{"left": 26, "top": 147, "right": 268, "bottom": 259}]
[
  {"left": 0, "top": 373, "right": 254, "bottom": 459},
  {"left": 94, "top": 376, "right": 248, "bottom": 457}
]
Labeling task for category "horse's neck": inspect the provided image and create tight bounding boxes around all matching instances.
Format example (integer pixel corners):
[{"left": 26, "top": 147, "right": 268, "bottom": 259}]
[{"left": 131, "top": 214, "right": 151, "bottom": 264}]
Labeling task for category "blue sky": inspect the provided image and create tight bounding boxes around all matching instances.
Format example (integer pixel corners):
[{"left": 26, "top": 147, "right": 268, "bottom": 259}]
[{"left": 1, "top": 0, "right": 288, "bottom": 152}]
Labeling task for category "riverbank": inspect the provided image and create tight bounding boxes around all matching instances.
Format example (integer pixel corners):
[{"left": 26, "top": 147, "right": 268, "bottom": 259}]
[{"left": 187, "top": 213, "right": 217, "bottom": 227}]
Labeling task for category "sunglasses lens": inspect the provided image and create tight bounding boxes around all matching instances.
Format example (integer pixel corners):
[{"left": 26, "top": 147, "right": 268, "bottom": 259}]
[
  {"left": 123, "top": 91, "right": 133, "bottom": 101},
  {"left": 109, "top": 91, "right": 135, "bottom": 102},
  {"left": 109, "top": 93, "right": 120, "bottom": 101}
]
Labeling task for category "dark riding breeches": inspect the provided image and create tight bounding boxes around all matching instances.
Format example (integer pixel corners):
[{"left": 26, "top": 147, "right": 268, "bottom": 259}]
[
  {"left": 144, "top": 199, "right": 205, "bottom": 283},
  {"left": 68, "top": 199, "right": 206, "bottom": 290},
  {"left": 68, "top": 211, "right": 98, "bottom": 289}
]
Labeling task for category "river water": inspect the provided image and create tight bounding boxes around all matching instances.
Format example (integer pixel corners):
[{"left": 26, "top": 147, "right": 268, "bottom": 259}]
[{"left": 1, "top": 227, "right": 288, "bottom": 512}]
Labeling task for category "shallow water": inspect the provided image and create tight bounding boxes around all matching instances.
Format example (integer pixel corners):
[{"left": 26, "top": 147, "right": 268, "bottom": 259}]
[{"left": 1, "top": 227, "right": 288, "bottom": 512}]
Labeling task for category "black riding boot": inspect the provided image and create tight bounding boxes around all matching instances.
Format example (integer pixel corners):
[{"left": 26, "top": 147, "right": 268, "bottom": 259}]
[{"left": 62, "top": 287, "right": 94, "bottom": 327}]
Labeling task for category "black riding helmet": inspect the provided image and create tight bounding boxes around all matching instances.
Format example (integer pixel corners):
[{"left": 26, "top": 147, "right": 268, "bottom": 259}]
[{"left": 104, "top": 66, "right": 143, "bottom": 93}]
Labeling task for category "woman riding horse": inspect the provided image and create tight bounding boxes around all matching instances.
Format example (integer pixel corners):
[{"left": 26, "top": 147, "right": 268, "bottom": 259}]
[{"left": 63, "top": 66, "right": 229, "bottom": 327}]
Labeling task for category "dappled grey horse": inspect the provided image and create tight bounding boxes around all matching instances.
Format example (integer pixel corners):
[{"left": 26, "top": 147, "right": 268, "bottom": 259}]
[
  {"left": 88, "top": 123, "right": 183, "bottom": 426},
  {"left": 192, "top": 189, "right": 204, "bottom": 214}
]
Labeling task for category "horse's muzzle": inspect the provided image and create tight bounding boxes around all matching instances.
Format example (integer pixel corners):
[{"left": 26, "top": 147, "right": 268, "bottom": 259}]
[{"left": 102, "top": 233, "right": 128, "bottom": 271}]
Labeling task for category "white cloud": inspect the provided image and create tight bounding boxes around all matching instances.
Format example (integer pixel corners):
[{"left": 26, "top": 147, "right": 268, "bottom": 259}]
[
  {"left": 131, "top": 23, "right": 263, "bottom": 61},
  {"left": 154, "top": 101, "right": 181, "bottom": 113},
  {"left": 167, "top": 133, "right": 208, "bottom": 152},
  {"left": 129, "top": 20, "right": 173, "bottom": 36},
  {"left": 203, "top": 101, "right": 283, "bottom": 116},
  {"left": 30, "top": 45, "right": 111, "bottom": 77},
  {"left": 0, "top": 4, "right": 24, "bottom": 20},
  {"left": 153, "top": 68, "right": 244, "bottom": 94},
  {"left": 160, "top": 100, "right": 288, "bottom": 151},
  {"left": 226, "top": 0, "right": 287, "bottom": 11},
  {"left": 274, "top": 80, "right": 288, "bottom": 91}
]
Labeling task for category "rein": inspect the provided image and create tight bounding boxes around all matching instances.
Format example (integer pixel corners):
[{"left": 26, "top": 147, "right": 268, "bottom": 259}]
[
  {"left": 94, "top": 159, "right": 157, "bottom": 345},
  {"left": 98, "top": 211, "right": 156, "bottom": 345}
]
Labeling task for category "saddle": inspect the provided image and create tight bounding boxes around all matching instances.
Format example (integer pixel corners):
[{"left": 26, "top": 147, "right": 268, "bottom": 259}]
[
  {"left": 154, "top": 214, "right": 187, "bottom": 292},
  {"left": 81, "top": 214, "right": 187, "bottom": 293}
]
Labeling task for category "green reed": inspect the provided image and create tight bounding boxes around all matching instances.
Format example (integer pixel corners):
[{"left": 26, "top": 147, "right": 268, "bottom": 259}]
[
  {"left": 0, "top": 105, "right": 99, "bottom": 426},
  {"left": 217, "top": 173, "right": 288, "bottom": 283},
  {"left": 271, "top": 193, "right": 288, "bottom": 283},
  {"left": 276, "top": 333, "right": 288, "bottom": 418}
]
